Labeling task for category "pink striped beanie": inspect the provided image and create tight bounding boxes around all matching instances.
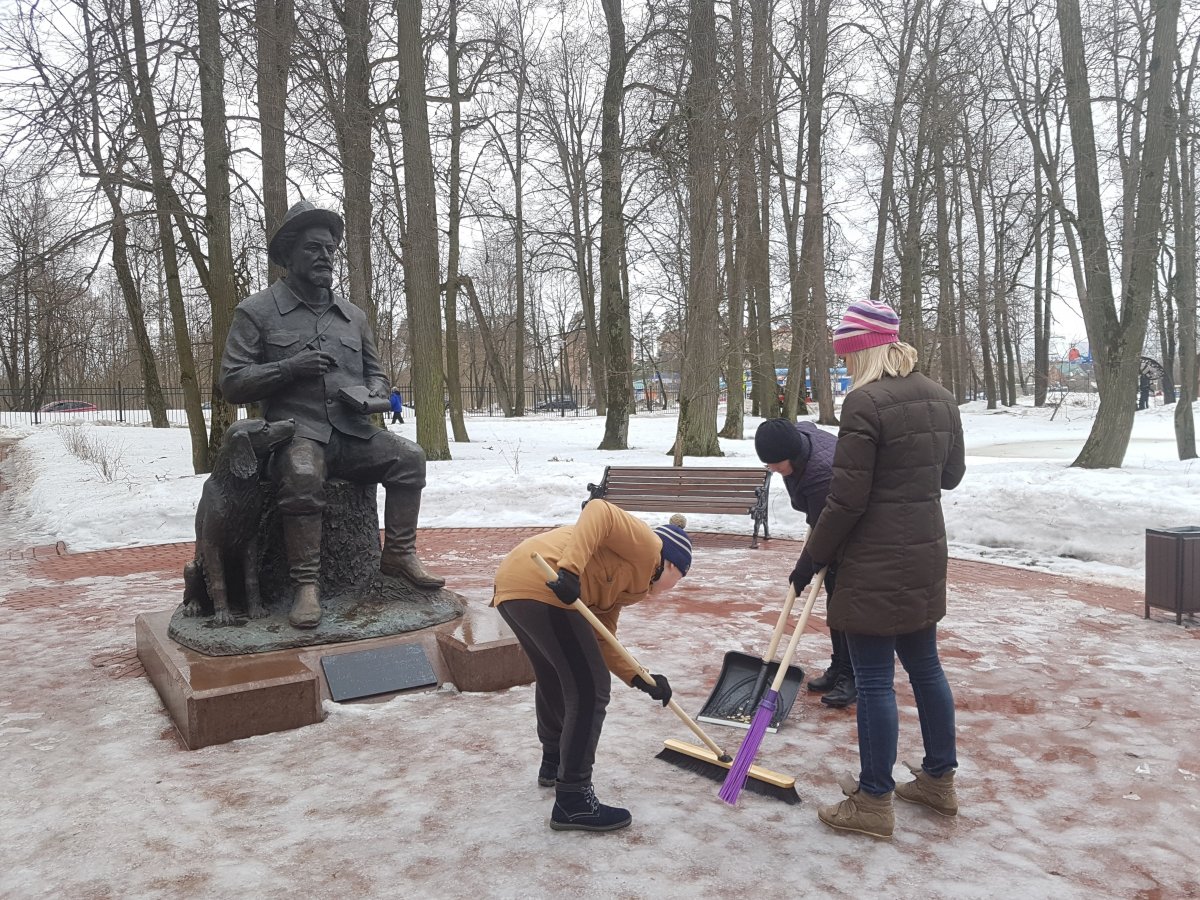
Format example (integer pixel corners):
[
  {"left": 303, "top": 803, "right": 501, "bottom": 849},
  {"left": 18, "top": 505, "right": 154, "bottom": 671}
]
[{"left": 832, "top": 299, "right": 900, "bottom": 355}]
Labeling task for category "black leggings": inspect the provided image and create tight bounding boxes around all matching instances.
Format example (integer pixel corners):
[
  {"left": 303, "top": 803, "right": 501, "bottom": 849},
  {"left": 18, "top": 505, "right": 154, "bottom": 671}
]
[
  {"left": 497, "top": 599, "right": 611, "bottom": 785},
  {"left": 823, "top": 566, "right": 852, "bottom": 678}
]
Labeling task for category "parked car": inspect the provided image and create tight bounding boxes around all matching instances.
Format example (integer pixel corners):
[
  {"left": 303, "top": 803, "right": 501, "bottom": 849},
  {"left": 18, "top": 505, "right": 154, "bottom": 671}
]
[
  {"left": 39, "top": 400, "right": 98, "bottom": 413},
  {"left": 536, "top": 396, "right": 578, "bottom": 411}
]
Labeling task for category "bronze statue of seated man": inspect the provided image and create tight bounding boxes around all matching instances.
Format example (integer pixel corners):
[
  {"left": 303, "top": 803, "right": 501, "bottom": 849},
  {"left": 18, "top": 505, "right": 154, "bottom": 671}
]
[{"left": 220, "top": 200, "right": 444, "bottom": 629}]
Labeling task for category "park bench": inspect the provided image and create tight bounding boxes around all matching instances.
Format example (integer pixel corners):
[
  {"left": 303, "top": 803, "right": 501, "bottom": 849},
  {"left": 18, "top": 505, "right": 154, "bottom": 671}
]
[{"left": 584, "top": 466, "right": 772, "bottom": 548}]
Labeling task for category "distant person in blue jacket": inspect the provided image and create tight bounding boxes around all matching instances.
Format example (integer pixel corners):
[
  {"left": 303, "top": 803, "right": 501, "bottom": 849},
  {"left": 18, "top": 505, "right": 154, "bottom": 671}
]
[{"left": 390, "top": 386, "right": 405, "bottom": 425}]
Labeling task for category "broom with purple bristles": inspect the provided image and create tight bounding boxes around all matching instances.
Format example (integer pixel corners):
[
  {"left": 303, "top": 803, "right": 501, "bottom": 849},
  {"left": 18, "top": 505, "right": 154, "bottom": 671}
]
[{"left": 719, "top": 566, "right": 828, "bottom": 805}]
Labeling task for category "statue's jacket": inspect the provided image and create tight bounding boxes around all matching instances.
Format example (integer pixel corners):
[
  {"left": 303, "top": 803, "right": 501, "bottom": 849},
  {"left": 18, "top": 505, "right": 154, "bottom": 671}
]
[{"left": 221, "top": 280, "right": 389, "bottom": 444}]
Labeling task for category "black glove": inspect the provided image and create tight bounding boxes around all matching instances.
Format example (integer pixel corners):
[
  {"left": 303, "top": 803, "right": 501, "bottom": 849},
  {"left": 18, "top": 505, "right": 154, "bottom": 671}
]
[
  {"left": 545, "top": 568, "right": 581, "bottom": 605},
  {"left": 632, "top": 673, "right": 672, "bottom": 707},
  {"left": 789, "top": 550, "right": 818, "bottom": 591}
]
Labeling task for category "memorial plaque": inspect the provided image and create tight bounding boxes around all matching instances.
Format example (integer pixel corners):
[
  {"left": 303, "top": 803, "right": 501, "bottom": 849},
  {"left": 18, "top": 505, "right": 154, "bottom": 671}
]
[{"left": 320, "top": 644, "right": 437, "bottom": 702}]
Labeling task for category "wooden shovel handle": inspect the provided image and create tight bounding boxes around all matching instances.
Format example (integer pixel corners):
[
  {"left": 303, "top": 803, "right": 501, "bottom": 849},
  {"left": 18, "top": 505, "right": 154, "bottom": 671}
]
[
  {"left": 768, "top": 567, "right": 828, "bottom": 694},
  {"left": 762, "top": 584, "right": 798, "bottom": 663},
  {"left": 760, "top": 525, "right": 811, "bottom": 663},
  {"left": 530, "top": 552, "right": 728, "bottom": 760}
]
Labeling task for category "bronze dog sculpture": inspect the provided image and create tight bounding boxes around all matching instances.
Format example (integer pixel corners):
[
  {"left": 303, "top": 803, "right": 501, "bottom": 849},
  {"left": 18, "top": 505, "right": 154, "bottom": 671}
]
[{"left": 181, "top": 418, "right": 296, "bottom": 625}]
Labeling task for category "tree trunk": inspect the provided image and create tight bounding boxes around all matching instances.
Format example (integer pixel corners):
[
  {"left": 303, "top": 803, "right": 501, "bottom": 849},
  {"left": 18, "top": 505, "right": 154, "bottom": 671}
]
[
  {"left": 1033, "top": 171, "right": 1049, "bottom": 407},
  {"left": 511, "top": 18, "right": 529, "bottom": 417},
  {"left": 799, "top": 0, "right": 835, "bottom": 425},
  {"left": 718, "top": 173, "right": 744, "bottom": 438},
  {"left": 339, "top": 0, "right": 376, "bottom": 330},
  {"left": 869, "top": 0, "right": 925, "bottom": 302},
  {"left": 255, "top": 0, "right": 294, "bottom": 281},
  {"left": 598, "top": 0, "right": 632, "bottom": 449},
  {"left": 444, "top": 0, "right": 470, "bottom": 442},
  {"left": 1171, "top": 34, "right": 1198, "bottom": 459},
  {"left": 198, "top": 0, "right": 240, "bottom": 461},
  {"left": 396, "top": 0, "right": 450, "bottom": 459},
  {"left": 675, "top": 0, "right": 723, "bottom": 460},
  {"left": 774, "top": 110, "right": 801, "bottom": 419},
  {"left": 730, "top": 0, "right": 771, "bottom": 426},
  {"left": 721, "top": 0, "right": 753, "bottom": 438},
  {"left": 751, "top": 0, "right": 778, "bottom": 417},
  {"left": 963, "top": 123, "right": 996, "bottom": 409}
]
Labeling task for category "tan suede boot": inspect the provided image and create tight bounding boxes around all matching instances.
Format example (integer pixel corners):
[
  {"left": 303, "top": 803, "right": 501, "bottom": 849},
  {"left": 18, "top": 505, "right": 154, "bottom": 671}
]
[
  {"left": 894, "top": 760, "right": 958, "bottom": 817},
  {"left": 817, "top": 774, "right": 894, "bottom": 839}
]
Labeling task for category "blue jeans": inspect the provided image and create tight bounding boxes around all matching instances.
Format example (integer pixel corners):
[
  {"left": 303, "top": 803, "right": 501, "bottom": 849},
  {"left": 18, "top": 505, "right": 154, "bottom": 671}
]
[{"left": 845, "top": 626, "right": 957, "bottom": 795}]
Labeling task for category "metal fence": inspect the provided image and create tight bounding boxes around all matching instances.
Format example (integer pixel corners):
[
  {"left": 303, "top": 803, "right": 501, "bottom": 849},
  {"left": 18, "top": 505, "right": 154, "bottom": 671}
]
[
  {"left": 0, "top": 387, "right": 194, "bottom": 427},
  {"left": 0, "top": 385, "right": 612, "bottom": 427}
]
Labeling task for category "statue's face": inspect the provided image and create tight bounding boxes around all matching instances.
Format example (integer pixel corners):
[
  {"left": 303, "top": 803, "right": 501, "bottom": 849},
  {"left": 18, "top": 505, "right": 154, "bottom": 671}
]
[{"left": 288, "top": 226, "right": 338, "bottom": 289}]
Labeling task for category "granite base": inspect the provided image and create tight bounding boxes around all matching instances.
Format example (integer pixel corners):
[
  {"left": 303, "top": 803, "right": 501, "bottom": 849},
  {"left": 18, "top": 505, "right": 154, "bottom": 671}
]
[{"left": 137, "top": 598, "right": 534, "bottom": 750}]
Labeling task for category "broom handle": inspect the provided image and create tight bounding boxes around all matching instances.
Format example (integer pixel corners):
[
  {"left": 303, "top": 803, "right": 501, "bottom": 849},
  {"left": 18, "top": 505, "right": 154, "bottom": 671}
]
[
  {"left": 532, "top": 553, "right": 728, "bottom": 760},
  {"left": 767, "top": 567, "right": 828, "bottom": 694}
]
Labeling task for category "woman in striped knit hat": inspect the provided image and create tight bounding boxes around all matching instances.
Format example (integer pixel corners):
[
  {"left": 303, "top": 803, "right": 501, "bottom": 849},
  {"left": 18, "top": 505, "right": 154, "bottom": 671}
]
[{"left": 791, "top": 298, "right": 966, "bottom": 839}]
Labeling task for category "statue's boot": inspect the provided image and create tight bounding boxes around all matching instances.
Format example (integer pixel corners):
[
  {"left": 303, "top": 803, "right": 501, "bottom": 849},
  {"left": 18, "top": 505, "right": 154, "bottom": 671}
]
[
  {"left": 283, "top": 513, "right": 323, "bottom": 628},
  {"left": 380, "top": 488, "right": 445, "bottom": 589}
]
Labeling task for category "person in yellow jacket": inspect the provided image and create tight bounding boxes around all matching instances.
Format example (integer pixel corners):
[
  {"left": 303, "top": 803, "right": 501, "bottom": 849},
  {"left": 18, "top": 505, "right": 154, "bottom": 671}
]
[{"left": 492, "top": 499, "right": 693, "bottom": 833}]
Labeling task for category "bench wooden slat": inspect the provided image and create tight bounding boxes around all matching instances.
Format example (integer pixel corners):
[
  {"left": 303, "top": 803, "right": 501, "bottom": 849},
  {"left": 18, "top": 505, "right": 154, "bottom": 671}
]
[{"left": 585, "top": 465, "right": 771, "bottom": 548}]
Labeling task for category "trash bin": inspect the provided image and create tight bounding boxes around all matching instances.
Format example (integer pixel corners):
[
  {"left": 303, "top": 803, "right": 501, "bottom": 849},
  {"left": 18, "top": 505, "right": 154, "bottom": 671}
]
[{"left": 1145, "top": 526, "right": 1200, "bottom": 625}]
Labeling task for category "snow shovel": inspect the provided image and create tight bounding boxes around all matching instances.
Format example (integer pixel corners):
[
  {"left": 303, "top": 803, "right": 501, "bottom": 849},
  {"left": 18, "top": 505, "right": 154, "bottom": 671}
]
[{"left": 697, "top": 583, "right": 805, "bottom": 733}]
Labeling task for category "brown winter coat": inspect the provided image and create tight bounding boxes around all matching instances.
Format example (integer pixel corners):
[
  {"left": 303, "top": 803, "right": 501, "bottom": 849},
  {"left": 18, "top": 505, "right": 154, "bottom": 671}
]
[
  {"left": 804, "top": 372, "right": 965, "bottom": 636},
  {"left": 492, "top": 500, "right": 663, "bottom": 685}
]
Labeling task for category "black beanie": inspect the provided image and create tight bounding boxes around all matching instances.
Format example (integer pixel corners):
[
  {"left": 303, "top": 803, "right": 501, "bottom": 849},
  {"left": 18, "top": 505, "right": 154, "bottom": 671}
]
[{"left": 755, "top": 418, "right": 809, "bottom": 465}]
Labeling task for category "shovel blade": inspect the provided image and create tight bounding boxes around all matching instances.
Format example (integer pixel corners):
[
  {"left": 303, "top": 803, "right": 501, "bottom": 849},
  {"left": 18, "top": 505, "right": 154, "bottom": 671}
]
[{"left": 696, "top": 650, "right": 805, "bottom": 732}]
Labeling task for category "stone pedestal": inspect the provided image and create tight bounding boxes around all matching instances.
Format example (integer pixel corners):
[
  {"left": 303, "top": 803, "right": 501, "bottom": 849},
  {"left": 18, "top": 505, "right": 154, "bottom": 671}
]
[
  {"left": 138, "top": 597, "right": 534, "bottom": 750},
  {"left": 137, "top": 612, "right": 323, "bottom": 749},
  {"left": 436, "top": 604, "right": 539, "bottom": 693}
]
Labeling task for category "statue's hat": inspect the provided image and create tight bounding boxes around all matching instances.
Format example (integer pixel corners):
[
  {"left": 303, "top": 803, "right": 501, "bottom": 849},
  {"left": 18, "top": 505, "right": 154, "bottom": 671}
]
[{"left": 268, "top": 201, "right": 345, "bottom": 267}]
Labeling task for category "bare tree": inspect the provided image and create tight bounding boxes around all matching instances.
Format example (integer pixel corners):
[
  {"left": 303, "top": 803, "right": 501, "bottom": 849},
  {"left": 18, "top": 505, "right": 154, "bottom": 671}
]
[
  {"left": 1057, "top": 0, "right": 1178, "bottom": 468},
  {"left": 598, "top": 0, "right": 632, "bottom": 448},
  {"left": 1170, "top": 23, "right": 1198, "bottom": 458},
  {"left": 17, "top": 0, "right": 171, "bottom": 429},
  {"left": 121, "top": 0, "right": 205, "bottom": 451},
  {"left": 867, "top": 0, "right": 926, "bottom": 303},
  {"left": 255, "top": 0, "right": 295, "bottom": 276},
  {"left": 396, "top": 0, "right": 451, "bottom": 458},
  {"left": 198, "top": 0, "right": 240, "bottom": 459},
  {"left": 440, "top": 0, "right": 480, "bottom": 442},
  {"left": 674, "top": 0, "right": 722, "bottom": 460}
]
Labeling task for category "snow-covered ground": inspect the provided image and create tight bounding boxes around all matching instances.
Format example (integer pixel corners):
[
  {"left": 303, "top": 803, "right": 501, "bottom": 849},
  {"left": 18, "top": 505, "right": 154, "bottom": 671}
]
[
  {"left": 3, "top": 394, "right": 1199, "bottom": 588},
  {"left": 2, "top": 395, "right": 1200, "bottom": 898}
]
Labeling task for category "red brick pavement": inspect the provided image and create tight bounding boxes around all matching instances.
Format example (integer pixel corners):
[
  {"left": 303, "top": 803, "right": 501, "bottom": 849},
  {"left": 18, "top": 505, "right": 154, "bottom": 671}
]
[
  {"left": 2, "top": 507, "right": 1185, "bottom": 689},
  {"left": 3, "top": 525, "right": 1167, "bottom": 629}
]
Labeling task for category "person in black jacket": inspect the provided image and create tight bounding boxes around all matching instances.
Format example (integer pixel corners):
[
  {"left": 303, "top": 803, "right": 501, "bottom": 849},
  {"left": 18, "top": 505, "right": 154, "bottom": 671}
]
[{"left": 754, "top": 418, "right": 855, "bottom": 709}]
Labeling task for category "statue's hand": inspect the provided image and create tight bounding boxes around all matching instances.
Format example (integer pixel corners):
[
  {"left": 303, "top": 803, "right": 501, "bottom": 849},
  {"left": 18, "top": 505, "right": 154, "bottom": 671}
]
[{"left": 284, "top": 349, "right": 338, "bottom": 378}]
